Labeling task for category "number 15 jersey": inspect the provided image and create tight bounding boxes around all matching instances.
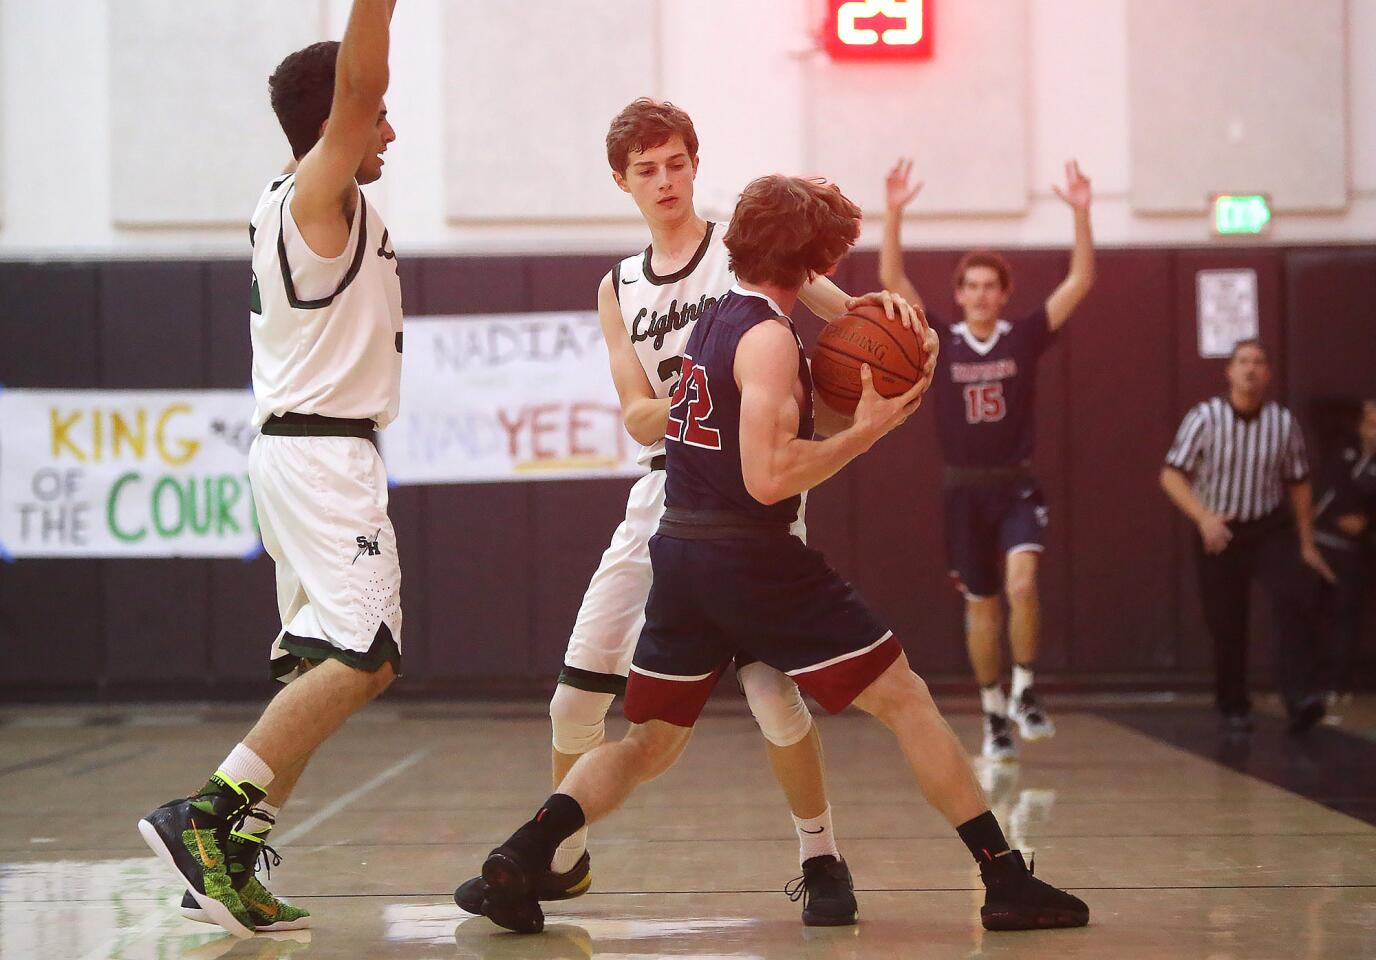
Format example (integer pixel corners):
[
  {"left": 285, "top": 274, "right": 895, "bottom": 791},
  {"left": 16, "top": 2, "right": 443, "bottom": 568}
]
[
  {"left": 612, "top": 221, "right": 733, "bottom": 467},
  {"left": 931, "top": 307, "right": 1056, "bottom": 469}
]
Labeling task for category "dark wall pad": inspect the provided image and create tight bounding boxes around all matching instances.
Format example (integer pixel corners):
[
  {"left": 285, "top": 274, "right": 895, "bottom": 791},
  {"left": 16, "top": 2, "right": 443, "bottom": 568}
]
[
  {"left": 0, "top": 265, "right": 105, "bottom": 694},
  {"left": 0, "top": 245, "right": 1373, "bottom": 700},
  {"left": 1067, "top": 251, "right": 1178, "bottom": 672}
]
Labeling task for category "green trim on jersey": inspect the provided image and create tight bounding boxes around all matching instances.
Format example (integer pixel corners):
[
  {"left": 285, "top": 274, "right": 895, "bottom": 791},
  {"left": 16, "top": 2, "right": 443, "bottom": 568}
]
[{"left": 275, "top": 184, "right": 370, "bottom": 311}]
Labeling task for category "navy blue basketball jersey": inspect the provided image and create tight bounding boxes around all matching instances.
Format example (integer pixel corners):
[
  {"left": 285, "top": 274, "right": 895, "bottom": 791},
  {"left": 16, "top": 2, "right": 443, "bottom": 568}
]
[
  {"left": 664, "top": 287, "right": 814, "bottom": 523},
  {"left": 930, "top": 307, "right": 1055, "bottom": 468}
]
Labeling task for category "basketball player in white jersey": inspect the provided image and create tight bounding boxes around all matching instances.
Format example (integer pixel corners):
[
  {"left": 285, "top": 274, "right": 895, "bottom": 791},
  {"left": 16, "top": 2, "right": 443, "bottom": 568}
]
[
  {"left": 454, "top": 98, "right": 932, "bottom": 926},
  {"left": 137, "top": 0, "right": 402, "bottom": 938}
]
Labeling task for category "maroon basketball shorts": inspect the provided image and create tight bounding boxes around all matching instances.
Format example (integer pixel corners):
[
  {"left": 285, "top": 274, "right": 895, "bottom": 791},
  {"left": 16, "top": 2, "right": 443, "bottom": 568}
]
[
  {"left": 943, "top": 476, "right": 1048, "bottom": 599},
  {"left": 624, "top": 532, "right": 901, "bottom": 727}
]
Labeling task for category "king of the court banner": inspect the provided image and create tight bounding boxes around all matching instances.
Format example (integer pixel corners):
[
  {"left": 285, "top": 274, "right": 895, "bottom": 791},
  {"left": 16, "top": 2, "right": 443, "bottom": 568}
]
[
  {"left": 381, "top": 312, "right": 641, "bottom": 484},
  {"left": 0, "top": 389, "right": 260, "bottom": 558}
]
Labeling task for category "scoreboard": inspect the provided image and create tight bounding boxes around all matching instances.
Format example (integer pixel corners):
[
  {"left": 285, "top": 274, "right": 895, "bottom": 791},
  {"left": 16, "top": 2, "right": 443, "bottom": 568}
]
[{"left": 823, "top": 0, "right": 934, "bottom": 61}]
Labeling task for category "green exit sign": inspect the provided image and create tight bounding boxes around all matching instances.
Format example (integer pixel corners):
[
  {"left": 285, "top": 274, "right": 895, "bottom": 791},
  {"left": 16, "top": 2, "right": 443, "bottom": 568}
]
[{"left": 1211, "top": 193, "right": 1272, "bottom": 236}]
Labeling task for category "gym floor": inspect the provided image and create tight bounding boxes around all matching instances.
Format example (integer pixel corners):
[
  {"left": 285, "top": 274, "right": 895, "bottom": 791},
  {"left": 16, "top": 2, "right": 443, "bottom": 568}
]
[{"left": 3, "top": 694, "right": 1374, "bottom": 960}]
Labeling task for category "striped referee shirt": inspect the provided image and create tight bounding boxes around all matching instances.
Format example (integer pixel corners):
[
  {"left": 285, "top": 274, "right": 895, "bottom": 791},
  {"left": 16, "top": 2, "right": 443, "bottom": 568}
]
[{"left": 1165, "top": 397, "right": 1309, "bottom": 522}]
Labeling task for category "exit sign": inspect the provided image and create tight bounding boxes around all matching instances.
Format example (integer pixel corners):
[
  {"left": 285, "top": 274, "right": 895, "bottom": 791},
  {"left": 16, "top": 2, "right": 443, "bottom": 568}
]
[
  {"left": 1211, "top": 193, "right": 1272, "bottom": 236},
  {"left": 823, "top": 0, "right": 933, "bottom": 61}
]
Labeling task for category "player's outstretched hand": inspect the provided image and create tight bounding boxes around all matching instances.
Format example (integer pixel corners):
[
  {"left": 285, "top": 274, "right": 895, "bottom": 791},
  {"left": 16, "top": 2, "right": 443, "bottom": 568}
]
[
  {"left": 851, "top": 363, "right": 930, "bottom": 449},
  {"left": 1053, "top": 160, "right": 1091, "bottom": 211},
  {"left": 885, "top": 157, "right": 924, "bottom": 212},
  {"left": 845, "top": 290, "right": 922, "bottom": 330}
]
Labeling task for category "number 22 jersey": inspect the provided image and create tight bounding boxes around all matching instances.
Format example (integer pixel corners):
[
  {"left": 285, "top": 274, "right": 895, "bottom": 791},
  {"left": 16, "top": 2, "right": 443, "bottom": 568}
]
[
  {"left": 663, "top": 287, "right": 814, "bottom": 525},
  {"left": 930, "top": 307, "right": 1056, "bottom": 469}
]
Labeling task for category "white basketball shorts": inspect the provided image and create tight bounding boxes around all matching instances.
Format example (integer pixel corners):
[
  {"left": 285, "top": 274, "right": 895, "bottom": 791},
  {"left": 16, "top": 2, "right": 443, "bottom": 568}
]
[{"left": 249, "top": 434, "right": 402, "bottom": 683}]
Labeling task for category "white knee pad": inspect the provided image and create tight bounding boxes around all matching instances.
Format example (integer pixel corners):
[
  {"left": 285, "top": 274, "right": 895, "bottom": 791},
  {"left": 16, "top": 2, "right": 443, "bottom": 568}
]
[
  {"left": 549, "top": 683, "right": 615, "bottom": 755},
  {"left": 738, "top": 661, "right": 814, "bottom": 747}
]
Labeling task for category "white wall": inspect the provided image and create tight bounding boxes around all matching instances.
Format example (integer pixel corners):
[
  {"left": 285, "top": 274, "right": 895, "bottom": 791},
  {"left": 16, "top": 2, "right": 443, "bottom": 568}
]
[{"left": 1, "top": 0, "right": 1373, "bottom": 258}]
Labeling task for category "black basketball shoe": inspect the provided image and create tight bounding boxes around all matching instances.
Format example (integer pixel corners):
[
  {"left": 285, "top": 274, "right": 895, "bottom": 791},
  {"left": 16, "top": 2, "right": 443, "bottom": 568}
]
[
  {"left": 786, "top": 855, "right": 859, "bottom": 927},
  {"left": 979, "top": 850, "right": 1088, "bottom": 931},
  {"left": 477, "top": 842, "right": 548, "bottom": 934},
  {"left": 454, "top": 850, "right": 592, "bottom": 915}
]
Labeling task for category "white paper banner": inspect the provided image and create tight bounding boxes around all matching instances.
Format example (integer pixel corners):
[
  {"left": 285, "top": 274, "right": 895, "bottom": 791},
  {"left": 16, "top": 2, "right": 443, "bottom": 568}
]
[
  {"left": 0, "top": 389, "right": 260, "bottom": 558},
  {"left": 381, "top": 313, "right": 640, "bottom": 484},
  {"left": 1196, "top": 269, "right": 1260, "bottom": 358}
]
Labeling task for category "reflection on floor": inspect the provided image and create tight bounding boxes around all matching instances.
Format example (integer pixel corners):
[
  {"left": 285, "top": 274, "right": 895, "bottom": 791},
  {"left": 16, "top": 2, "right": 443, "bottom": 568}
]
[{"left": 2, "top": 698, "right": 1374, "bottom": 959}]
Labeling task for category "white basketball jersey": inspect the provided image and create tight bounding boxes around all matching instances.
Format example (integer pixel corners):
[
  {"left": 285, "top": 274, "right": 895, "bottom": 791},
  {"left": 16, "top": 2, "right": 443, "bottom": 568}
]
[
  {"left": 249, "top": 174, "right": 404, "bottom": 429},
  {"left": 613, "top": 221, "right": 734, "bottom": 466}
]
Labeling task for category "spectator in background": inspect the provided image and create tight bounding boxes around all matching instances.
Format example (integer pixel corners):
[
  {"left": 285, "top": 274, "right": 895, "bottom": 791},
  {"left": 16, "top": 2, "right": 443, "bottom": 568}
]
[
  {"left": 1159, "top": 340, "right": 1333, "bottom": 735},
  {"left": 1314, "top": 399, "right": 1376, "bottom": 701}
]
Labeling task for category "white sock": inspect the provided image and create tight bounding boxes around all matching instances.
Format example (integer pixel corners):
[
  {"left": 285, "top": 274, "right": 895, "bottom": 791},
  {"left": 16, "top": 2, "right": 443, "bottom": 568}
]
[
  {"left": 550, "top": 826, "right": 588, "bottom": 874},
  {"left": 980, "top": 684, "right": 1008, "bottom": 717},
  {"left": 218, "top": 743, "right": 275, "bottom": 792},
  {"left": 240, "top": 801, "right": 280, "bottom": 838},
  {"left": 792, "top": 806, "right": 841, "bottom": 865},
  {"left": 1011, "top": 665, "right": 1035, "bottom": 703}
]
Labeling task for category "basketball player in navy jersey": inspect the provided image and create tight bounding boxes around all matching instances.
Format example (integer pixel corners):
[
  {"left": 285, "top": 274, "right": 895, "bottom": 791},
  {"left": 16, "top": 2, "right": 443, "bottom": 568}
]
[
  {"left": 880, "top": 159, "right": 1096, "bottom": 762},
  {"left": 467, "top": 175, "right": 1088, "bottom": 937},
  {"left": 454, "top": 98, "right": 923, "bottom": 925}
]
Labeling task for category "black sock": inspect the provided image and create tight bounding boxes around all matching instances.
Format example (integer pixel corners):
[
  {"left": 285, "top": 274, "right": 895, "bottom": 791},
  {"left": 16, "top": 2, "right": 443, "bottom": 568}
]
[
  {"left": 502, "top": 794, "right": 586, "bottom": 870},
  {"left": 956, "top": 810, "right": 1011, "bottom": 864}
]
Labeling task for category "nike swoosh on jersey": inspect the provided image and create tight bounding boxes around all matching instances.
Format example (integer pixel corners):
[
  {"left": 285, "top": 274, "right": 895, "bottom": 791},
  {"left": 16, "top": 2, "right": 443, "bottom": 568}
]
[{"left": 621, "top": 277, "right": 639, "bottom": 284}]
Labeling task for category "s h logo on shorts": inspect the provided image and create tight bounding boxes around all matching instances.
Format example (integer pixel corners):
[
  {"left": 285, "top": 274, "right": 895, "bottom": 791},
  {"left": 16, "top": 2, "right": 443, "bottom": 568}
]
[{"left": 352, "top": 529, "right": 382, "bottom": 564}]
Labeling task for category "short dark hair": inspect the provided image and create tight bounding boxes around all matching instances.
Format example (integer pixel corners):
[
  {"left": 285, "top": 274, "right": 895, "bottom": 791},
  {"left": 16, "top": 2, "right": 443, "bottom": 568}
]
[
  {"left": 1229, "top": 338, "right": 1267, "bottom": 362},
  {"left": 724, "top": 176, "right": 861, "bottom": 290},
  {"left": 269, "top": 41, "right": 339, "bottom": 160},
  {"left": 606, "top": 98, "right": 699, "bottom": 174},
  {"left": 953, "top": 250, "right": 1013, "bottom": 292}
]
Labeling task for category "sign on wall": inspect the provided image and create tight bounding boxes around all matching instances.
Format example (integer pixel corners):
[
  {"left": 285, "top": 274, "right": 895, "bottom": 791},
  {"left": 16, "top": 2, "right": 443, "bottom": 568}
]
[
  {"left": 0, "top": 390, "right": 260, "bottom": 558},
  {"left": 1196, "top": 269, "right": 1260, "bottom": 358},
  {"left": 381, "top": 313, "right": 640, "bottom": 484}
]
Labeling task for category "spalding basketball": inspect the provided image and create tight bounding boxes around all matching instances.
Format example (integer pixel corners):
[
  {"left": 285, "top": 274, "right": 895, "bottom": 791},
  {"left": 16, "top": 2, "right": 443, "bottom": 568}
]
[{"left": 812, "top": 303, "right": 927, "bottom": 415}]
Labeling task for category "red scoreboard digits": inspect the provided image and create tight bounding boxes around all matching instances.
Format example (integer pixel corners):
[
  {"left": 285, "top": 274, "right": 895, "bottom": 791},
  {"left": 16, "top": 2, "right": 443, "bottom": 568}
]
[{"left": 823, "top": 0, "right": 934, "bottom": 61}]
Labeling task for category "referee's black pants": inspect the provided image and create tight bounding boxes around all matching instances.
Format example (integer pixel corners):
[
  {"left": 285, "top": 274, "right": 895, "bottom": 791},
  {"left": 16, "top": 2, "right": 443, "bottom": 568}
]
[{"left": 1195, "top": 510, "right": 1321, "bottom": 716}]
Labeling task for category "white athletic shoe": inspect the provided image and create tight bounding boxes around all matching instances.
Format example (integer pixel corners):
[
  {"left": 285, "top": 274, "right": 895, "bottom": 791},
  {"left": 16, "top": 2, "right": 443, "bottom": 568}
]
[
  {"left": 982, "top": 713, "right": 1018, "bottom": 763},
  {"left": 1011, "top": 690, "right": 1056, "bottom": 741}
]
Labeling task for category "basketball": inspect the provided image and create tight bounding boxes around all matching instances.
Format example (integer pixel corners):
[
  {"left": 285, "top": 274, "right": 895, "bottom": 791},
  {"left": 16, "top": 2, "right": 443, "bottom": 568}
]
[{"left": 812, "top": 303, "right": 928, "bottom": 415}]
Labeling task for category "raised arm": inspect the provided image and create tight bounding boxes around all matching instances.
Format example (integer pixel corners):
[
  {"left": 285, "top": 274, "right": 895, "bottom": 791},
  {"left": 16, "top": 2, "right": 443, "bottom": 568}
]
[
  {"left": 291, "top": 0, "right": 396, "bottom": 257},
  {"left": 737, "top": 319, "right": 928, "bottom": 505},
  {"left": 1045, "top": 160, "right": 1095, "bottom": 332},
  {"left": 596, "top": 273, "right": 669, "bottom": 446},
  {"left": 878, "top": 158, "right": 923, "bottom": 310}
]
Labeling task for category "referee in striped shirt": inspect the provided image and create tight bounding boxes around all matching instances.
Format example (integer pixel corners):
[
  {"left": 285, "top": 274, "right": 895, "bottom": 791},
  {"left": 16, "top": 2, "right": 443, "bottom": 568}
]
[{"left": 1160, "top": 339, "right": 1335, "bottom": 734}]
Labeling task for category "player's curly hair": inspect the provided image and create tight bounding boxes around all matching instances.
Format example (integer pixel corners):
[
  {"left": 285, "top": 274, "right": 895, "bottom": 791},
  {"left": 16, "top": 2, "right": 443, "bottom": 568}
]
[
  {"left": 953, "top": 250, "right": 1013, "bottom": 293},
  {"left": 724, "top": 176, "right": 862, "bottom": 290},
  {"left": 606, "top": 98, "right": 699, "bottom": 174},
  {"left": 269, "top": 41, "right": 339, "bottom": 160}
]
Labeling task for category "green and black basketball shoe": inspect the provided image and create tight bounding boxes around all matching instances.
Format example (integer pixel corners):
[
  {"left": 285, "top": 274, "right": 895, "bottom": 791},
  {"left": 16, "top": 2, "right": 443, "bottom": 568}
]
[
  {"left": 138, "top": 772, "right": 267, "bottom": 939},
  {"left": 179, "top": 822, "right": 310, "bottom": 932}
]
